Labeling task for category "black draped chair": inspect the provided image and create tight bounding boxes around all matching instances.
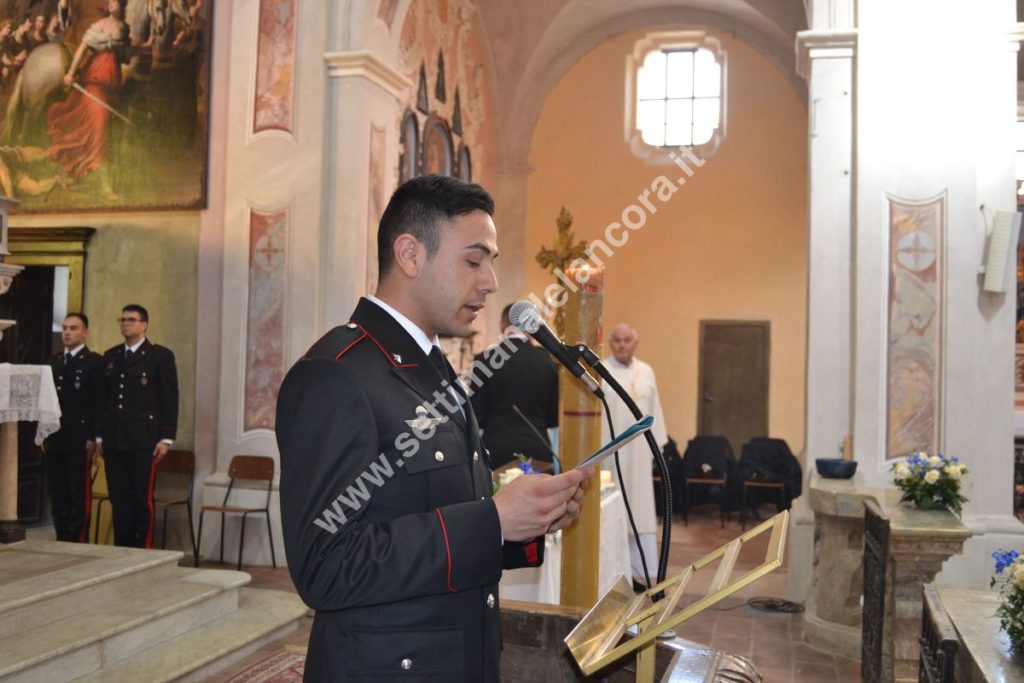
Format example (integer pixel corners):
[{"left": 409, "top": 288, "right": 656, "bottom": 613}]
[{"left": 678, "top": 435, "right": 736, "bottom": 527}]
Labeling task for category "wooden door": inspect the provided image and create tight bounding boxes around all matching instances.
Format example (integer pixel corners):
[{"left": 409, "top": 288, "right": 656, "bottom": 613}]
[{"left": 698, "top": 321, "right": 770, "bottom": 456}]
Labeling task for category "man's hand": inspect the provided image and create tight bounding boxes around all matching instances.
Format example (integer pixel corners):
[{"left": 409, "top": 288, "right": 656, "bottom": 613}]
[
  {"left": 492, "top": 468, "right": 593, "bottom": 541},
  {"left": 152, "top": 442, "right": 169, "bottom": 463}
]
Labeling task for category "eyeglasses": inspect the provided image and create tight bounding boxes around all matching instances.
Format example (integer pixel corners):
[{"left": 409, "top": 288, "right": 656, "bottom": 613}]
[{"left": 117, "top": 317, "right": 143, "bottom": 324}]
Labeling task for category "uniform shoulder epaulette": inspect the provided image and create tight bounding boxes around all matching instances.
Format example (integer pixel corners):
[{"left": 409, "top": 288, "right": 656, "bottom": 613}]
[{"left": 305, "top": 322, "right": 368, "bottom": 361}]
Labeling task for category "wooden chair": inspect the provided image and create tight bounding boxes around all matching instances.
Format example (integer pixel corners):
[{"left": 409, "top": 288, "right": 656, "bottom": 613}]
[
  {"left": 919, "top": 584, "right": 959, "bottom": 683},
  {"left": 89, "top": 459, "right": 113, "bottom": 545},
  {"left": 862, "top": 499, "right": 891, "bottom": 683},
  {"left": 195, "top": 455, "right": 277, "bottom": 570},
  {"left": 154, "top": 449, "right": 197, "bottom": 556}
]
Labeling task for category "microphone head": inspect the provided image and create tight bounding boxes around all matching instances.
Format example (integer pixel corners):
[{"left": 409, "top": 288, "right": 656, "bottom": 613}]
[{"left": 508, "top": 300, "right": 543, "bottom": 334}]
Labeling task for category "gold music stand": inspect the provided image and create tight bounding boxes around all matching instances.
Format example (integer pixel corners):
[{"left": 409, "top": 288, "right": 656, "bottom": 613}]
[{"left": 564, "top": 510, "right": 789, "bottom": 682}]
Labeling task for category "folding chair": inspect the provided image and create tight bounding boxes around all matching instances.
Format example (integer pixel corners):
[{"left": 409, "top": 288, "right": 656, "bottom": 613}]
[
  {"left": 195, "top": 455, "right": 277, "bottom": 569},
  {"left": 154, "top": 449, "right": 197, "bottom": 556}
]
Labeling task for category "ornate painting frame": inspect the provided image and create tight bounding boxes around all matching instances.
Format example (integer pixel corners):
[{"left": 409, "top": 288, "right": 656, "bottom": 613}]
[{"left": 0, "top": 0, "right": 212, "bottom": 213}]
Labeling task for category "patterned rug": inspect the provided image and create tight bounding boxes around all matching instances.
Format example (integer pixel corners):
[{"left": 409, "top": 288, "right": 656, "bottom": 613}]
[{"left": 224, "top": 648, "right": 305, "bottom": 683}]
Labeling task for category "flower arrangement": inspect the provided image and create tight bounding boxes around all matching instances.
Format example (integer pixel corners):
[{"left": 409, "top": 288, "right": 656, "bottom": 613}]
[
  {"left": 493, "top": 454, "right": 540, "bottom": 493},
  {"left": 992, "top": 549, "right": 1024, "bottom": 652},
  {"left": 891, "top": 452, "right": 968, "bottom": 516}
]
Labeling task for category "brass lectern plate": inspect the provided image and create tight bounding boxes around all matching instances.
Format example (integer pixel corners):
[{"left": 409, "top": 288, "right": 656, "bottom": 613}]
[{"left": 565, "top": 510, "right": 789, "bottom": 677}]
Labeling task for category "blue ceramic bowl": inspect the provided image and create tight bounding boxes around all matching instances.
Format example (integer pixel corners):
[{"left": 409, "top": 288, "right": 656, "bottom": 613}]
[{"left": 816, "top": 458, "right": 857, "bottom": 479}]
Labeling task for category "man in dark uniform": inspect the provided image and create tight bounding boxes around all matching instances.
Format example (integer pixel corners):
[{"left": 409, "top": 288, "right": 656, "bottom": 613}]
[
  {"left": 44, "top": 312, "right": 102, "bottom": 542},
  {"left": 277, "top": 175, "right": 590, "bottom": 682},
  {"left": 97, "top": 304, "right": 179, "bottom": 548},
  {"left": 470, "top": 302, "right": 559, "bottom": 469}
]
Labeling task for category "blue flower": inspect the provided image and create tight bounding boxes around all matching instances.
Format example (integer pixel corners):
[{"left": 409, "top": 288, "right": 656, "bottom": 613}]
[{"left": 994, "top": 549, "right": 1021, "bottom": 574}]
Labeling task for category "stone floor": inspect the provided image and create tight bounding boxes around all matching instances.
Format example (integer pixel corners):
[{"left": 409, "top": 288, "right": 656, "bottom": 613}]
[{"left": 190, "top": 503, "right": 860, "bottom": 682}]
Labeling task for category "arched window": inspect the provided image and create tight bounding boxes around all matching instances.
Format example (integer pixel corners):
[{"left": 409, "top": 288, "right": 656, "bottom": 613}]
[
  {"left": 626, "top": 32, "right": 726, "bottom": 163},
  {"left": 421, "top": 116, "right": 453, "bottom": 176}
]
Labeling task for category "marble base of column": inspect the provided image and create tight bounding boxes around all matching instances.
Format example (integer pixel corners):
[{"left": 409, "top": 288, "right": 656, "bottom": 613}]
[{"left": 0, "top": 519, "right": 25, "bottom": 543}]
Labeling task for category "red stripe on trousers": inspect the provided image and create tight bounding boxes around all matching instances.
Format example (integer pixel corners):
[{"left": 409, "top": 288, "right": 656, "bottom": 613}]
[{"left": 144, "top": 456, "right": 158, "bottom": 549}]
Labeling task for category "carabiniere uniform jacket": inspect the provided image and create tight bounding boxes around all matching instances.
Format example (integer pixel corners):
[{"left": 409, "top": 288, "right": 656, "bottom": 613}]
[
  {"left": 276, "top": 298, "right": 544, "bottom": 682},
  {"left": 45, "top": 347, "right": 103, "bottom": 454},
  {"left": 98, "top": 340, "right": 179, "bottom": 450}
]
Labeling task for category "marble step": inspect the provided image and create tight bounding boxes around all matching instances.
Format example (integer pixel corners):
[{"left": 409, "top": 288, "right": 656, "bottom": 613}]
[
  {"left": 0, "top": 568, "right": 251, "bottom": 683},
  {"left": 0, "top": 540, "right": 184, "bottom": 640},
  {"left": 71, "top": 588, "right": 308, "bottom": 683}
]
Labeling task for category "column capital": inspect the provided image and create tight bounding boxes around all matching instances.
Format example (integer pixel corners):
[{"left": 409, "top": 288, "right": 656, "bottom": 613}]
[
  {"left": 795, "top": 29, "right": 858, "bottom": 80},
  {"left": 323, "top": 50, "right": 412, "bottom": 101}
]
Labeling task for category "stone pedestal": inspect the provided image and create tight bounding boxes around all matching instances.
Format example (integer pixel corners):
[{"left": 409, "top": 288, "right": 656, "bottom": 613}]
[{"left": 806, "top": 473, "right": 970, "bottom": 681}]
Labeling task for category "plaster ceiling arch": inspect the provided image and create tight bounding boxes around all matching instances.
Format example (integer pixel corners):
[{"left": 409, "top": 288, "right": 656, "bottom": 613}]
[{"left": 489, "top": 0, "right": 809, "bottom": 166}]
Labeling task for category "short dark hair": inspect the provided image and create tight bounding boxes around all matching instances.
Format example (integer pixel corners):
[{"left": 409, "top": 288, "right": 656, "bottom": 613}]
[
  {"left": 65, "top": 312, "right": 89, "bottom": 328},
  {"left": 377, "top": 175, "right": 494, "bottom": 278},
  {"left": 122, "top": 304, "right": 149, "bottom": 322}
]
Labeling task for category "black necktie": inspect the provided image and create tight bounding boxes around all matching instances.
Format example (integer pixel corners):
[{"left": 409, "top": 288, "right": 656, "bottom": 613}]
[
  {"left": 428, "top": 346, "right": 451, "bottom": 385},
  {"left": 125, "top": 348, "right": 133, "bottom": 360},
  {"left": 63, "top": 353, "right": 70, "bottom": 366}
]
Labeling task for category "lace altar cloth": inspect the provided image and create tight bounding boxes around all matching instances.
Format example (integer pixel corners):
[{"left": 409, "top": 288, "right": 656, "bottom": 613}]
[{"left": 0, "top": 364, "right": 60, "bottom": 445}]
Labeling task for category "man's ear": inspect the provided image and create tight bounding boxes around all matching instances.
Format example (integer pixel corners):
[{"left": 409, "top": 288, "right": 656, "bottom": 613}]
[{"left": 392, "top": 233, "right": 425, "bottom": 278}]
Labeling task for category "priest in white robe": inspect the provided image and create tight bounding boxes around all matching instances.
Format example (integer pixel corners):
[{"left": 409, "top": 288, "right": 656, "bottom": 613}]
[{"left": 600, "top": 323, "right": 668, "bottom": 586}]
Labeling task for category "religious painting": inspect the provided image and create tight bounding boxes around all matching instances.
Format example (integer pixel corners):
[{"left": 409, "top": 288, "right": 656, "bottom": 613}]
[
  {"left": 253, "top": 0, "right": 295, "bottom": 135},
  {"left": 421, "top": 115, "right": 451, "bottom": 176},
  {"left": 398, "top": 110, "right": 417, "bottom": 184},
  {"left": 885, "top": 194, "right": 944, "bottom": 459},
  {"left": 244, "top": 207, "right": 288, "bottom": 431},
  {"left": 0, "top": 0, "right": 211, "bottom": 212}
]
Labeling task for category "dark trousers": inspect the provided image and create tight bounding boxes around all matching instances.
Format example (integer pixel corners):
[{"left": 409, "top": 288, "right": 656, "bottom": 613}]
[
  {"left": 103, "top": 448, "right": 157, "bottom": 548},
  {"left": 46, "top": 449, "right": 88, "bottom": 542}
]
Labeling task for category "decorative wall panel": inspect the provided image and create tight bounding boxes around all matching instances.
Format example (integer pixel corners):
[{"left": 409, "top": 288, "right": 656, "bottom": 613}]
[
  {"left": 244, "top": 208, "right": 289, "bottom": 431},
  {"left": 886, "top": 194, "right": 944, "bottom": 458}
]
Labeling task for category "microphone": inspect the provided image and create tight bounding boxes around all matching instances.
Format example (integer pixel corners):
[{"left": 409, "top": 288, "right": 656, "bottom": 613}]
[{"left": 508, "top": 301, "right": 604, "bottom": 398}]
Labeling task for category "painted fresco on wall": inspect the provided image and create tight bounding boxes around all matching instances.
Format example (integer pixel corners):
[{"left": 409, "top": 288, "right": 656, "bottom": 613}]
[
  {"left": 886, "top": 194, "right": 944, "bottom": 459},
  {"left": 253, "top": 0, "right": 294, "bottom": 135},
  {"left": 366, "top": 124, "right": 385, "bottom": 294},
  {"left": 0, "top": 0, "right": 210, "bottom": 212},
  {"left": 244, "top": 207, "right": 288, "bottom": 431}
]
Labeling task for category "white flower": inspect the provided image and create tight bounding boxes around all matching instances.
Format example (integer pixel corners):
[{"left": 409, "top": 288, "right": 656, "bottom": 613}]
[
  {"left": 1012, "top": 564, "right": 1024, "bottom": 588},
  {"left": 928, "top": 455, "right": 941, "bottom": 467},
  {"left": 924, "top": 469, "right": 940, "bottom": 484},
  {"left": 957, "top": 464, "right": 967, "bottom": 476},
  {"left": 895, "top": 464, "right": 911, "bottom": 480},
  {"left": 499, "top": 468, "right": 524, "bottom": 487},
  {"left": 944, "top": 465, "right": 961, "bottom": 481}
]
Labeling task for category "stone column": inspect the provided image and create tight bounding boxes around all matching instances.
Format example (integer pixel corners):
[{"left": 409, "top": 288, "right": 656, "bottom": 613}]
[
  {"left": 322, "top": 51, "right": 411, "bottom": 326},
  {"left": 0, "top": 422, "right": 24, "bottom": 542},
  {"left": 789, "top": 27, "right": 857, "bottom": 603}
]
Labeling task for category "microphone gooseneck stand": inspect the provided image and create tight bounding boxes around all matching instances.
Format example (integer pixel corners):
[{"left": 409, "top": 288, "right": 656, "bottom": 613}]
[{"left": 574, "top": 343, "right": 672, "bottom": 594}]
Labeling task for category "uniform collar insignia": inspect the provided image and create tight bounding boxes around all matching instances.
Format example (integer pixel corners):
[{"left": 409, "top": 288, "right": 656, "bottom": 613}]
[{"left": 393, "top": 353, "right": 402, "bottom": 364}]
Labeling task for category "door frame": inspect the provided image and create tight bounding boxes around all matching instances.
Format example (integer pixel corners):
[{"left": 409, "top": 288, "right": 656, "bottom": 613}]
[
  {"left": 697, "top": 319, "right": 771, "bottom": 436},
  {"left": 7, "top": 227, "right": 95, "bottom": 312}
]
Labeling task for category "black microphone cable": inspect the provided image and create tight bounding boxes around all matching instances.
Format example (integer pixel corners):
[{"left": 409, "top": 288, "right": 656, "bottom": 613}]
[
  {"left": 510, "top": 404, "right": 561, "bottom": 471},
  {"left": 600, "top": 395, "right": 653, "bottom": 591}
]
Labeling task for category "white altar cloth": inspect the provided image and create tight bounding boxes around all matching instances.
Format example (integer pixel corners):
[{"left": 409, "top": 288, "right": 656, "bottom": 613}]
[
  {"left": 0, "top": 363, "right": 60, "bottom": 444},
  {"left": 499, "top": 486, "right": 632, "bottom": 604}
]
